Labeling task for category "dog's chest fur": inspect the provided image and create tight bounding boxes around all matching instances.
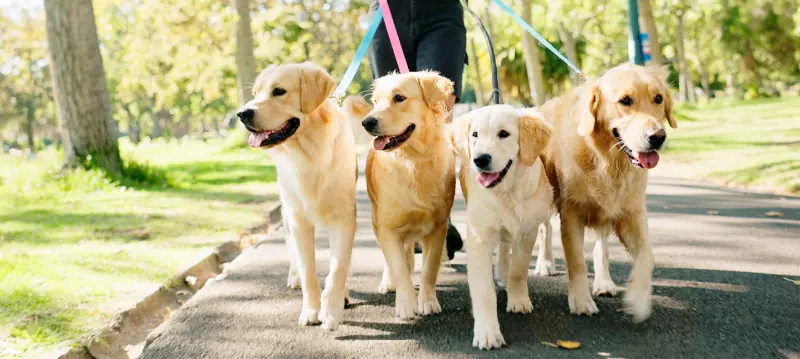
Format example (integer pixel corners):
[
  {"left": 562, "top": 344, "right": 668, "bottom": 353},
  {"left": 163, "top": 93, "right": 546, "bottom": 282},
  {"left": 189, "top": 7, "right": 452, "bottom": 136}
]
[
  {"left": 273, "top": 105, "right": 357, "bottom": 226},
  {"left": 463, "top": 159, "right": 552, "bottom": 240},
  {"left": 367, "top": 141, "right": 455, "bottom": 236}
]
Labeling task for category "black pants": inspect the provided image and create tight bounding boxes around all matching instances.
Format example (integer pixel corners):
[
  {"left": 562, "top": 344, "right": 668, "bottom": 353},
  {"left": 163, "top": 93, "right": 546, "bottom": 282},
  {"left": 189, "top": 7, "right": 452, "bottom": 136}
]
[{"left": 368, "top": 0, "right": 468, "bottom": 101}]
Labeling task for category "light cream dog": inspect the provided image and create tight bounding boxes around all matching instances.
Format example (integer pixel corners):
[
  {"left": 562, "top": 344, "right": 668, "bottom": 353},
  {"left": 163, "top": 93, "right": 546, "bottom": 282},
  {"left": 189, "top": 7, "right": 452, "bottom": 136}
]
[
  {"left": 539, "top": 64, "right": 676, "bottom": 322},
  {"left": 237, "top": 62, "right": 357, "bottom": 330},
  {"left": 450, "top": 105, "right": 553, "bottom": 349},
  {"left": 347, "top": 71, "right": 456, "bottom": 319}
]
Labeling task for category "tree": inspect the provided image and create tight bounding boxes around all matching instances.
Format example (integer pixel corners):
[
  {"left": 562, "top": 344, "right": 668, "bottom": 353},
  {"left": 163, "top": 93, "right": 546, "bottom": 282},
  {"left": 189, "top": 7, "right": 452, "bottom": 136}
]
[
  {"left": 520, "top": 0, "right": 547, "bottom": 106},
  {"left": 638, "top": 0, "right": 664, "bottom": 66},
  {"left": 44, "top": 0, "right": 121, "bottom": 173},
  {"left": 235, "top": 0, "right": 256, "bottom": 106}
]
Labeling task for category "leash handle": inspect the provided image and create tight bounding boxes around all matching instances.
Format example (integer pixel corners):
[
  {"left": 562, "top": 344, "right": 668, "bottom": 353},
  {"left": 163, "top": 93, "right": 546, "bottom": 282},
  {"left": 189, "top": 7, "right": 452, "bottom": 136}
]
[
  {"left": 461, "top": 0, "right": 501, "bottom": 105},
  {"left": 492, "top": 0, "right": 585, "bottom": 80},
  {"left": 332, "top": 9, "right": 384, "bottom": 102},
  {"left": 377, "top": 0, "right": 410, "bottom": 73}
]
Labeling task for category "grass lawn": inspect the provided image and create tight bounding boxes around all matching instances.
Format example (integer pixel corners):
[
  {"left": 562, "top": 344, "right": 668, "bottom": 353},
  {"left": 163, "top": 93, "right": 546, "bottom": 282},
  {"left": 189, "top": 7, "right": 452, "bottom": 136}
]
[
  {"left": 654, "top": 96, "right": 800, "bottom": 195},
  {"left": 0, "top": 138, "right": 278, "bottom": 358}
]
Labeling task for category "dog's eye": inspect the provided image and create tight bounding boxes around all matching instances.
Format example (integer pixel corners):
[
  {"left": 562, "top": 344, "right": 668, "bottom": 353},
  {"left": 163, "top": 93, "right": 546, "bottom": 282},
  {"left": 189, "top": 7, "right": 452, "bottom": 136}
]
[
  {"left": 498, "top": 130, "right": 510, "bottom": 139},
  {"left": 272, "top": 87, "right": 287, "bottom": 97},
  {"left": 472, "top": 131, "right": 478, "bottom": 138},
  {"left": 654, "top": 94, "right": 663, "bottom": 104},
  {"left": 618, "top": 96, "right": 633, "bottom": 106},
  {"left": 393, "top": 94, "right": 406, "bottom": 103}
]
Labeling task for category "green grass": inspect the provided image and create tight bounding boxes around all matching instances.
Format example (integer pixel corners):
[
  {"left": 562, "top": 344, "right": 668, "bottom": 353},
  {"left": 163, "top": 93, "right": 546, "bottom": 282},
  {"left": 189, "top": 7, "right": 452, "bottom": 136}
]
[
  {"left": 653, "top": 96, "right": 800, "bottom": 194},
  {"left": 0, "top": 138, "right": 278, "bottom": 358}
]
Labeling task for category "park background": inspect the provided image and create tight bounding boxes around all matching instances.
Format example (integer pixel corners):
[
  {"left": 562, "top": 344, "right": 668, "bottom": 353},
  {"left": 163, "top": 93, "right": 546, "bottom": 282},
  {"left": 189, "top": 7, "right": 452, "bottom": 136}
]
[{"left": 0, "top": 0, "right": 798, "bottom": 357}]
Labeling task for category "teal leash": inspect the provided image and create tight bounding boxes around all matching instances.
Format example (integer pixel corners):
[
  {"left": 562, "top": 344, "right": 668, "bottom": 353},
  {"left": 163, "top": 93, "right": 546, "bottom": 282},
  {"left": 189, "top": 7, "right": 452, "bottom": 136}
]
[{"left": 332, "top": 9, "right": 384, "bottom": 103}]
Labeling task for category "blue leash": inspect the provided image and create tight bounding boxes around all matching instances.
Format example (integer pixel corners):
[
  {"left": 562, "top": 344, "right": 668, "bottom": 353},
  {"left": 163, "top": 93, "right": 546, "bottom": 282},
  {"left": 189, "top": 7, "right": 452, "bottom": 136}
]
[
  {"left": 332, "top": 9, "right": 383, "bottom": 102},
  {"left": 492, "top": 0, "right": 586, "bottom": 80}
]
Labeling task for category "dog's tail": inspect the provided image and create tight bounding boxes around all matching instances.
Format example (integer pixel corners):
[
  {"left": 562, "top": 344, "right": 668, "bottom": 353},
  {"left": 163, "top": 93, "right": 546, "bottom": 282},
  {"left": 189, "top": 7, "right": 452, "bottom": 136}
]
[{"left": 342, "top": 96, "right": 374, "bottom": 144}]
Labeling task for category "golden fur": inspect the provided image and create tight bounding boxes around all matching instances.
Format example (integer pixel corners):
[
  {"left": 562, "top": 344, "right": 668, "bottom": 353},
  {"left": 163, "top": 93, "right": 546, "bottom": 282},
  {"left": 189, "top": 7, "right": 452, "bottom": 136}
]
[
  {"left": 450, "top": 105, "right": 553, "bottom": 349},
  {"left": 538, "top": 64, "right": 676, "bottom": 322},
  {"left": 346, "top": 71, "right": 456, "bottom": 319},
  {"left": 239, "top": 62, "right": 357, "bottom": 330}
]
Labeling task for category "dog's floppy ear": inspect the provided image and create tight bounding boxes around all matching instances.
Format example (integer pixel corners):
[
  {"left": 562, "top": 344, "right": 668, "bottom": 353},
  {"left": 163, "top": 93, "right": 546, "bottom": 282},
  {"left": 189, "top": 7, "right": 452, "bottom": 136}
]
[
  {"left": 342, "top": 95, "right": 372, "bottom": 120},
  {"left": 663, "top": 88, "right": 677, "bottom": 129},
  {"left": 449, "top": 113, "right": 472, "bottom": 159},
  {"left": 299, "top": 64, "right": 336, "bottom": 114},
  {"left": 518, "top": 110, "right": 553, "bottom": 166},
  {"left": 577, "top": 84, "right": 600, "bottom": 137},
  {"left": 646, "top": 66, "right": 678, "bottom": 129},
  {"left": 415, "top": 71, "right": 454, "bottom": 114}
]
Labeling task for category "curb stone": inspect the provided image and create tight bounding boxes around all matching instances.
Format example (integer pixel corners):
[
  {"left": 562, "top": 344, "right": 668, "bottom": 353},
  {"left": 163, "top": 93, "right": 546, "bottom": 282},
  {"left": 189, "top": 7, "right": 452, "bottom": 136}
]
[{"left": 57, "top": 202, "right": 283, "bottom": 359}]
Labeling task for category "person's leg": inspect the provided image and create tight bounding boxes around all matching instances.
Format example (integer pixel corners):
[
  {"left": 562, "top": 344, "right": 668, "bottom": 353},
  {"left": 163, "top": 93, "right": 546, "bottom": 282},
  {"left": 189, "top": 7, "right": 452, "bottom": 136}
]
[
  {"left": 414, "top": 1, "right": 467, "bottom": 260},
  {"left": 368, "top": 0, "right": 415, "bottom": 79}
]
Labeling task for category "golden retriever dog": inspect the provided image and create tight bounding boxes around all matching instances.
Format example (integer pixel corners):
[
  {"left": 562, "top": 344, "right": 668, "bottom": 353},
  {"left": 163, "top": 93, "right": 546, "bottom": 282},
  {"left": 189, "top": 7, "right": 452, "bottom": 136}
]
[
  {"left": 538, "top": 64, "right": 676, "bottom": 322},
  {"left": 450, "top": 105, "right": 553, "bottom": 349},
  {"left": 237, "top": 62, "right": 357, "bottom": 330},
  {"left": 345, "top": 71, "right": 456, "bottom": 319}
]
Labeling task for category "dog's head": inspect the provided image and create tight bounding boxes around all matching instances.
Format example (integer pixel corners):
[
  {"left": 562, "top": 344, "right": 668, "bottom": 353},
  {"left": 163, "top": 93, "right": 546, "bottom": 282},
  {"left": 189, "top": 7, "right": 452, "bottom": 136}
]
[
  {"left": 578, "top": 64, "right": 676, "bottom": 169},
  {"left": 451, "top": 105, "right": 552, "bottom": 189},
  {"left": 237, "top": 62, "right": 336, "bottom": 148},
  {"left": 362, "top": 71, "right": 453, "bottom": 151}
]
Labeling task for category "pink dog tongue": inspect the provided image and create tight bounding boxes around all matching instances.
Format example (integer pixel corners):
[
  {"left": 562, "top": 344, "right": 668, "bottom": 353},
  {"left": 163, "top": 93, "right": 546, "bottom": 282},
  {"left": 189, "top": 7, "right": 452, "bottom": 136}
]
[
  {"left": 636, "top": 151, "right": 660, "bottom": 169},
  {"left": 477, "top": 172, "right": 500, "bottom": 187},
  {"left": 373, "top": 136, "right": 390, "bottom": 151},
  {"left": 248, "top": 132, "right": 270, "bottom": 148}
]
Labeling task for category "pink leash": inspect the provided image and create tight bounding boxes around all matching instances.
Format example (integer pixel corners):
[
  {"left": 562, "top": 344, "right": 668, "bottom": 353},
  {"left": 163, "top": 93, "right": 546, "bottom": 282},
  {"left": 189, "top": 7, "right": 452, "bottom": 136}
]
[{"left": 377, "top": 0, "right": 410, "bottom": 73}]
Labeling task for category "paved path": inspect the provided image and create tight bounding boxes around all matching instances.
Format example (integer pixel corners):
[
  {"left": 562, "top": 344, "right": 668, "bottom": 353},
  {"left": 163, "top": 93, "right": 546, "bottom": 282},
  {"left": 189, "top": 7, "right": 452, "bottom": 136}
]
[{"left": 141, "top": 165, "right": 800, "bottom": 359}]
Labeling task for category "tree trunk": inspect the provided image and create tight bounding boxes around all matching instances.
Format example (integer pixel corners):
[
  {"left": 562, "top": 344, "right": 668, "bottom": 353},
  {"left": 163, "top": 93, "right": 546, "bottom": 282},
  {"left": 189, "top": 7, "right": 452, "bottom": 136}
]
[
  {"left": 637, "top": 0, "right": 664, "bottom": 66},
  {"left": 520, "top": 1, "right": 547, "bottom": 106},
  {"left": 556, "top": 21, "right": 580, "bottom": 85},
  {"left": 44, "top": 0, "right": 120, "bottom": 174},
  {"left": 675, "top": 10, "right": 691, "bottom": 102},
  {"left": 692, "top": 41, "right": 712, "bottom": 100},
  {"left": 123, "top": 104, "right": 141, "bottom": 144},
  {"left": 468, "top": 38, "right": 486, "bottom": 107},
  {"left": 234, "top": 0, "right": 256, "bottom": 106},
  {"left": 483, "top": 0, "right": 495, "bottom": 40},
  {"left": 26, "top": 102, "right": 35, "bottom": 154},
  {"left": 152, "top": 109, "right": 170, "bottom": 138}
]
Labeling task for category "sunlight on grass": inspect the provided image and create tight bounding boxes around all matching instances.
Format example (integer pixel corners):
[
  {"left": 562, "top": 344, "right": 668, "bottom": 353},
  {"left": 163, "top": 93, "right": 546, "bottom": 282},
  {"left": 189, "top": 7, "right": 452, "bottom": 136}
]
[
  {"left": 655, "top": 97, "right": 800, "bottom": 194},
  {"left": 0, "top": 138, "right": 277, "bottom": 356}
]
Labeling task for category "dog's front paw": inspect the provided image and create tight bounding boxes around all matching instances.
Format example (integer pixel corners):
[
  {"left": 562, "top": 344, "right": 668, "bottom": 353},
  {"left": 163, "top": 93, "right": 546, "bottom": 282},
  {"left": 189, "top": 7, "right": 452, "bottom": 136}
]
[
  {"left": 568, "top": 284, "right": 599, "bottom": 316},
  {"left": 593, "top": 278, "right": 623, "bottom": 297},
  {"left": 506, "top": 294, "right": 533, "bottom": 314},
  {"left": 287, "top": 270, "right": 301, "bottom": 289},
  {"left": 318, "top": 306, "right": 343, "bottom": 331},
  {"left": 472, "top": 320, "right": 505, "bottom": 350},
  {"left": 623, "top": 285, "right": 652, "bottom": 323},
  {"left": 417, "top": 293, "right": 441, "bottom": 316},
  {"left": 395, "top": 291, "right": 418, "bottom": 319},
  {"left": 377, "top": 278, "right": 395, "bottom": 294},
  {"left": 298, "top": 307, "right": 321, "bottom": 326},
  {"left": 533, "top": 258, "right": 555, "bottom": 276}
]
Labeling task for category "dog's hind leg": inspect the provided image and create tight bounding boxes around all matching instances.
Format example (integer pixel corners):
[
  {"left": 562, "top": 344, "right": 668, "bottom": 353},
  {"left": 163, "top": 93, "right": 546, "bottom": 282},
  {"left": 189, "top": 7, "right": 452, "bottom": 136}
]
[
  {"left": 377, "top": 260, "right": 396, "bottom": 294},
  {"left": 320, "top": 219, "right": 356, "bottom": 330},
  {"left": 506, "top": 230, "right": 535, "bottom": 314},
  {"left": 494, "top": 241, "right": 510, "bottom": 288},
  {"left": 615, "top": 211, "right": 654, "bottom": 323},
  {"left": 533, "top": 218, "right": 555, "bottom": 276},
  {"left": 591, "top": 228, "right": 622, "bottom": 297},
  {"left": 287, "top": 214, "right": 321, "bottom": 326}
]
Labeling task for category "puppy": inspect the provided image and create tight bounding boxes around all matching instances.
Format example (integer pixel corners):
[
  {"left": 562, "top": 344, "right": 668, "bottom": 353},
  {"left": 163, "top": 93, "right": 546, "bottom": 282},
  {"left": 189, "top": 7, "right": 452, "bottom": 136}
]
[
  {"left": 350, "top": 71, "right": 456, "bottom": 319},
  {"left": 237, "top": 62, "right": 357, "bottom": 330},
  {"left": 539, "top": 64, "right": 676, "bottom": 322},
  {"left": 450, "top": 105, "right": 553, "bottom": 349}
]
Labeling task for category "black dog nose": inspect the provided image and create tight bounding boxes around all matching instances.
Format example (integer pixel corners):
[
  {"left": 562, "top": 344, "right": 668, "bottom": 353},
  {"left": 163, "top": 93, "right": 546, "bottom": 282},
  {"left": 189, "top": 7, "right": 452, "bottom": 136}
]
[
  {"left": 362, "top": 117, "right": 379, "bottom": 132},
  {"left": 647, "top": 129, "right": 667, "bottom": 149},
  {"left": 473, "top": 154, "right": 492, "bottom": 169},
  {"left": 237, "top": 109, "right": 255, "bottom": 126}
]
